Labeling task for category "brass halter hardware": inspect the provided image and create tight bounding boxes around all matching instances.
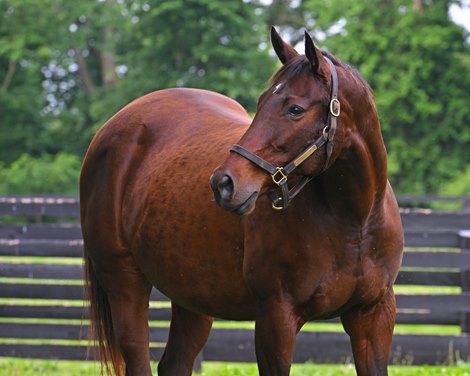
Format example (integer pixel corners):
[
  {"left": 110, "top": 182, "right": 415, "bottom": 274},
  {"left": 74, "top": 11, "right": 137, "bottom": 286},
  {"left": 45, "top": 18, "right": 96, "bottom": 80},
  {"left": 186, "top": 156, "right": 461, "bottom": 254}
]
[{"left": 271, "top": 167, "right": 288, "bottom": 186}]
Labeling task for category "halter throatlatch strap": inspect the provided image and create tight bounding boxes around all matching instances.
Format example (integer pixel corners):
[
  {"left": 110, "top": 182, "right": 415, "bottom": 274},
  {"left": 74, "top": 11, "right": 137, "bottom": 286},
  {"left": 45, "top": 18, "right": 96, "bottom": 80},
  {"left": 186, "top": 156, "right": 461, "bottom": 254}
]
[
  {"left": 230, "top": 55, "right": 340, "bottom": 210},
  {"left": 324, "top": 56, "right": 339, "bottom": 171}
]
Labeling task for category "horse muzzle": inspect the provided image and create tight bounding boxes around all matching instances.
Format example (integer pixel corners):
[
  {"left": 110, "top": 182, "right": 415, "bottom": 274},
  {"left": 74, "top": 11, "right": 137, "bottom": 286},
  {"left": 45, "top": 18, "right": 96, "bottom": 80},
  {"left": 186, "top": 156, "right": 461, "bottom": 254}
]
[{"left": 210, "top": 170, "right": 259, "bottom": 216}]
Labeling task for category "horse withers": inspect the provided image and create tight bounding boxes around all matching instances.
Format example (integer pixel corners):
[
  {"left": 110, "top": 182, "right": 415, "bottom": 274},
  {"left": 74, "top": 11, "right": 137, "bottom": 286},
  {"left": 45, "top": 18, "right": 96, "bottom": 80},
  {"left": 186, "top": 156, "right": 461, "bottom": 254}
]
[{"left": 80, "top": 27, "right": 403, "bottom": 376}]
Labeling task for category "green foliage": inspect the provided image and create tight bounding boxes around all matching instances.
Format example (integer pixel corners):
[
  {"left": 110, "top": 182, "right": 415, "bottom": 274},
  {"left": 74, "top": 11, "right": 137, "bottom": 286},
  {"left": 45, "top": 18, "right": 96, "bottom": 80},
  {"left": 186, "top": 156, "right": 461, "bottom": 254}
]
[
  {"left": 440, "top": 164, "right": 470, "bottom": 195},
  {"left": 0, "top": 153, "right": 81, "bottom": 194},
  {"left": 0, "top": 1, "right": 274, "bottom": 195},
  {"left": 0, "top": 0, "right": 468, "bottom": 194},
  {"left": 300, "top": 0, "right": 470, "bottom": 193},
  {"left": 122, "top": 0, "right": 274, "bottom": 112}
]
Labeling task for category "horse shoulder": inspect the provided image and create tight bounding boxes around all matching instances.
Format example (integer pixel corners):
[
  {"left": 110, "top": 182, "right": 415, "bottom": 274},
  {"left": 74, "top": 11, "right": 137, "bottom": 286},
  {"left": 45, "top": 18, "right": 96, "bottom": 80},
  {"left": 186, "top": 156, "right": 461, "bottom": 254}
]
[{"left": 352, "top": 184, "right": 403, "bottom": 302}]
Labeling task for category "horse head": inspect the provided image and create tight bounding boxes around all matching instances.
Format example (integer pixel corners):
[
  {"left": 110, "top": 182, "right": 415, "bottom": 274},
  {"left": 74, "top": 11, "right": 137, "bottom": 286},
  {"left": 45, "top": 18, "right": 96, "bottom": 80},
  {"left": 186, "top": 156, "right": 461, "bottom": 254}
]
[{"left": 211, "top": 27, "right": 381, "bottom": 215}]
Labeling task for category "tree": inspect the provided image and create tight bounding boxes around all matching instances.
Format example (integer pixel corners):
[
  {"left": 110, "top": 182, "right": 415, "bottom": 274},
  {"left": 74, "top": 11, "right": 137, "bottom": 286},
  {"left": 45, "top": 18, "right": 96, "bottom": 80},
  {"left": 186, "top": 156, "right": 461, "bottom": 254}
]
[
  {"left": 0, "top": 0, "right": 275, "bottom": 194},
  {"left": 293, "top": 0, "right": 470, "bottom": 193},
  {"left": 0, "top": 0, "right": 58, "bottom": 163},
  {"left": 0, "top": 0, "right": 117, "bottom": 163},
  {"left": 5, "top": 0, "right": 466, "bottom": 195},
  {"left": 262, "top": 0, "right": 309, "bottom": 47},
  {"left": 121, "top": 0, "right": 275, "bottom": 112},
  {"left": 0, "top": 153, "right": 81, "bottom": 194}
]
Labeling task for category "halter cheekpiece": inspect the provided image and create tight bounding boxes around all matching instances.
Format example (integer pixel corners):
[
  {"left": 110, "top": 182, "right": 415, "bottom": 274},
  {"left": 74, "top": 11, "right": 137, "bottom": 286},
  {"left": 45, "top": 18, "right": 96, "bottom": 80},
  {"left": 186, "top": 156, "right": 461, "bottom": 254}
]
[{"left": 230, "top": 56, "right": 340, "bottom": 210}]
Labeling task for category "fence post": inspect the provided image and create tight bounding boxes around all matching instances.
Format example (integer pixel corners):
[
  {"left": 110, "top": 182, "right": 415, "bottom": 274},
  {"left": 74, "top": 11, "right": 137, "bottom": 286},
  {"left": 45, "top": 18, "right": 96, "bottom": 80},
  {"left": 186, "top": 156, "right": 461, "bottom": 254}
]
[
  {"left": 461, "top": 231, "right": 470, "bottom": 251},
  {"left": 463, "top": 197, "right": 470, "bottom": 212},
  {"left": 193, "top": 351, "right": 203, "bottom": 373},
  {"left": 460, "top": 231, "right": 470, "bottom": 333}
]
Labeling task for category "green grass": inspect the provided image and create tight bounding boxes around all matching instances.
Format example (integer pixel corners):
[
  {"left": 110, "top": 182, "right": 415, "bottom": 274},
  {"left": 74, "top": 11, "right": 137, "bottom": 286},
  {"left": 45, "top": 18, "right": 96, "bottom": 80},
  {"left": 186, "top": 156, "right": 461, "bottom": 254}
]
[
  {"left": 0, "top": 298, "right": 84, "bottom": 306},
  {"left": 393, "top": 285, "right": 461, "bottom": 295},
  {"left": 2, "top": 359, "right": 470, "bottom": 375},
  {"left": 0, "top": 277, "right": 82, "bottom": 285},
  {"left": 0, "top": 316, "right": 459, "bottom": 337},
  {"left": 203, "top": 362, "right": 470, "bottom": 375},
  {"left": 213, "top": 321, "right": 461, "bottom": 336},
  {"left": 0, "top": 256, "right": 83, "bottom": 265}
]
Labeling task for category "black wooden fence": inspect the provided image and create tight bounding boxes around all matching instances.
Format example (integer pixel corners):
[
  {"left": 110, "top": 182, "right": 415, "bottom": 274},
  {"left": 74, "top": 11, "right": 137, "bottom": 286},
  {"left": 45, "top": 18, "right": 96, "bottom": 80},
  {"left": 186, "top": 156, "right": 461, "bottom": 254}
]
[{"left": 1, "top": 195, "right": 470, "bottom": 365}]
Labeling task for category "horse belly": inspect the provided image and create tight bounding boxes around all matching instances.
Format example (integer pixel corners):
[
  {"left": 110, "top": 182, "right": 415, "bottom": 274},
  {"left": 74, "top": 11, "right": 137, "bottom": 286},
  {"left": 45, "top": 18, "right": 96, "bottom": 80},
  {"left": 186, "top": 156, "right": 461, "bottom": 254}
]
[{"left": 134, "top": 207, "right": 256, "bottom": 320}]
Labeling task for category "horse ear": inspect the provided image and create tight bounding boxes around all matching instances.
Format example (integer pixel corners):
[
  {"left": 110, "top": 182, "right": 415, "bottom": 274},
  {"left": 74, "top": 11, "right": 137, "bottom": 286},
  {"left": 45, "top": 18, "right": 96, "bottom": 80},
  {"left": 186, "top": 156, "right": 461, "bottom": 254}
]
[
  {"left": 304, "top": 31, "right": 326, "bottom": 77},
  {"left": 271, "top": 26, "right": 299, "bottom": 64}
]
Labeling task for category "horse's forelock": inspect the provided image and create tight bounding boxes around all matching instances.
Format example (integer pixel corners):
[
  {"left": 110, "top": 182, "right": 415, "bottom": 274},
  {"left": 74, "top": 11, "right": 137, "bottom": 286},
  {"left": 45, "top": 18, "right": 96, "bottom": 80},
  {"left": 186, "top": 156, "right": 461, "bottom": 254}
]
[
  {"left": 268, "top": 52, "right": 373, "bottom": 102},
  {"left": 268, "top": 55, "right": 311, "bottom": 88}
]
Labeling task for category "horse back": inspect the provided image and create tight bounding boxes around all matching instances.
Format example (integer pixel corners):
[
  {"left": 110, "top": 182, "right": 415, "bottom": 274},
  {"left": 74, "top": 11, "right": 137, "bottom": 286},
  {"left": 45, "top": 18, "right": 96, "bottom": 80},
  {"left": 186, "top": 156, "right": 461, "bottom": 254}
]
[{"left": 81, "top": 87, "right": 250, "bottom": 238}]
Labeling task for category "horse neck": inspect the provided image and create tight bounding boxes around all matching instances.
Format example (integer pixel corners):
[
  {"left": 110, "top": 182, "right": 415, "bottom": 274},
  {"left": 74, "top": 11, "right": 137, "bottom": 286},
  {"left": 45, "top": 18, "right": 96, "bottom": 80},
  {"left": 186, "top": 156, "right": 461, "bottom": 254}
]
[{"left": 314, "top": 111, "right": 388, "bottom": 225}]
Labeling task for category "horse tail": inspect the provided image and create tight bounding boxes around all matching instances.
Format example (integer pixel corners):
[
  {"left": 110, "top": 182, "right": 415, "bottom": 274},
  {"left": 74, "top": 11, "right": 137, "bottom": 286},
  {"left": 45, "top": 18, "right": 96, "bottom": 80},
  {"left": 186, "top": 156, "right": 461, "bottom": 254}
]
[{"left": 83, "top": 244, "right": 125, "bottom": 375}]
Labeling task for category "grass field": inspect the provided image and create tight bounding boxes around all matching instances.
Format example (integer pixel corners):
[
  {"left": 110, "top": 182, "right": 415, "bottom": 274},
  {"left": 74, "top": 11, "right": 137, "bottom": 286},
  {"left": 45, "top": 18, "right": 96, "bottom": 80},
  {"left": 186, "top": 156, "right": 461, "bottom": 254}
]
[{"left": 2, "top": 359, "right": 470, "bottom": 375}]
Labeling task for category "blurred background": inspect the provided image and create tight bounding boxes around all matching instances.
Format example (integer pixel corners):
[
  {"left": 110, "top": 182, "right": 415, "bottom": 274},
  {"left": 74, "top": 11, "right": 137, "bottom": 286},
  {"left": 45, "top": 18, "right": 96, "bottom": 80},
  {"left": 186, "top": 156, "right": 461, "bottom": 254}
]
[{"left": 0, "top": 0, "right": 469, "bottom": 196}]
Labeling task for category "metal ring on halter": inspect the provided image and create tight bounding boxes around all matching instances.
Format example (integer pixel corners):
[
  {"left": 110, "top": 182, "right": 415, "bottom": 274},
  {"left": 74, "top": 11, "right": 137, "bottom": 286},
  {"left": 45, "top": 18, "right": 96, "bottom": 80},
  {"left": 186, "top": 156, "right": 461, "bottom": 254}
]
[
  {"left": 330, "top": 98, "right": 340, "bottom": 117},
  {"left": 271, "top": 197, "right": 283, "bottom": 210}
]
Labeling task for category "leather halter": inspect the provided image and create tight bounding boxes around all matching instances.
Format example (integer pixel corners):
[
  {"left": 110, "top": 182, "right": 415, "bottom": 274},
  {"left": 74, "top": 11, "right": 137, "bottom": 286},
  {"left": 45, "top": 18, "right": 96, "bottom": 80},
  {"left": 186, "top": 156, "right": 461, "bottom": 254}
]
[{"left": 230, "top": 56, "right": 340, "bottom": 210}]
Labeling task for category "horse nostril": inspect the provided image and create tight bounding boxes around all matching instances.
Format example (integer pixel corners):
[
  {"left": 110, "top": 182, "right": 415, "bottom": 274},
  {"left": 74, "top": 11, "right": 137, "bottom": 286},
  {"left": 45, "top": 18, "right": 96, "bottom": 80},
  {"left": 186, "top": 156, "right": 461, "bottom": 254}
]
[{"left": 217, "top": 174, "right": 234, "bottom": 201}]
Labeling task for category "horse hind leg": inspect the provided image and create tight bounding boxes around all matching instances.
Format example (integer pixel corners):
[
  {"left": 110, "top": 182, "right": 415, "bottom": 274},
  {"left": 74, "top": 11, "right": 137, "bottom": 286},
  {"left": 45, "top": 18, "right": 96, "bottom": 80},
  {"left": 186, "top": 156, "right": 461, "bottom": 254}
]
[
  {"left": 158, "top": 303, "right": 213, "bottom": 376},
  {"left": 84, "top": 246, "right": 153, "bottom": 376},
  {"left": 106, "top": 275, "right": 153, "bottom": 376},
  {"left": 340, "top": 288, "right": 396, "bottom": 376}
]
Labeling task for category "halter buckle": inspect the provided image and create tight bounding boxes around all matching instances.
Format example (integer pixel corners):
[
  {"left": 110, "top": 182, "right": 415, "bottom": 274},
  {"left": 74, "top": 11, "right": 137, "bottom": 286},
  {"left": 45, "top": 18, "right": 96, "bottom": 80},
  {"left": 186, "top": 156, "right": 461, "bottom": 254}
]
[
  {"left": 271, "top": 167, "right": 287, "bottom": 186},
  {"left": 330, "top": 98, "right": 341, "bottom": 117}
]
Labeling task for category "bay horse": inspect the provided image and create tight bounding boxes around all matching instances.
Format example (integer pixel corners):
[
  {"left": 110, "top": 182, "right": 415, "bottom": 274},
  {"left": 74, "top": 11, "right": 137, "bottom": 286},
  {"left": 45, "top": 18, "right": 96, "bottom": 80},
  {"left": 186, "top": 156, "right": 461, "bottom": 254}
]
[{"left": 80, "top": 27, "right": 403, "bottom": 376}]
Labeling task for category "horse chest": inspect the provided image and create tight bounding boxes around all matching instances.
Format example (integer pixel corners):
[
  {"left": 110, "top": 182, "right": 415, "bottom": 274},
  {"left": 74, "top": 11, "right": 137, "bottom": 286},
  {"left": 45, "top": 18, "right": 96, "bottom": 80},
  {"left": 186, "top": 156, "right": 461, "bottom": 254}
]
[{"left": 243, "top": 228, "right": 391, "bottom": 321}]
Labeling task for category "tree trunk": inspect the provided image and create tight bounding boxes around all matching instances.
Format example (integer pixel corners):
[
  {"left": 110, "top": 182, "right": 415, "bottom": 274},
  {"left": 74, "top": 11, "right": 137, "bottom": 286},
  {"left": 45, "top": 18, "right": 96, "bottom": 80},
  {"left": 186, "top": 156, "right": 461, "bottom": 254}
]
[
  {"left": 1, "top": 60, "right": 16, "bottom": 93},
  {"left": 74, "top": 48, "right": 96, "bottom": 95},
  {"left": 412, "top": 0, "right": 424, "bottom": 13},
  {"left": 100, "top": 26, "right": 118, "bottom": 87}
]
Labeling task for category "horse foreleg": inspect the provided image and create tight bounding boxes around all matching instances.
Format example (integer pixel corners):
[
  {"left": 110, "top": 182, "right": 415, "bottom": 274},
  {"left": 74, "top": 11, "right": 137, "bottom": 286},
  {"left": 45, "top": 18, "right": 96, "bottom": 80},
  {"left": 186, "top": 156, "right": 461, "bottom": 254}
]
[
  {"left": 341, "top": 288, "right": 396, "bottom": 376},
  {"left": 254, "top": 299, "right": 300, "bottom": 376},
  {"left": 158, "top": 303, "right": 213, "bottom": 376}
]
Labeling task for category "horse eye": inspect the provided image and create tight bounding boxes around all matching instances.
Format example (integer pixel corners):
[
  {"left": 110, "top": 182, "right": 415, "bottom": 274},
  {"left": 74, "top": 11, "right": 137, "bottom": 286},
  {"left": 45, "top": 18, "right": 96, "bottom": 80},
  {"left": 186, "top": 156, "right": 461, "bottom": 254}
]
[{"left": 287, "top": 104, "right": 305, "bottom": 117}]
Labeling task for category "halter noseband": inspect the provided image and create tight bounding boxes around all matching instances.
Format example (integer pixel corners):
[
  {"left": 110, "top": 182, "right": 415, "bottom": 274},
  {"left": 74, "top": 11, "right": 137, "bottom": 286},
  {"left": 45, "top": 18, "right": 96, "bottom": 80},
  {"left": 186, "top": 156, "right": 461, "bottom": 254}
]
[{"left": 230, "top": 56, "right": 340, "bottom": 210}]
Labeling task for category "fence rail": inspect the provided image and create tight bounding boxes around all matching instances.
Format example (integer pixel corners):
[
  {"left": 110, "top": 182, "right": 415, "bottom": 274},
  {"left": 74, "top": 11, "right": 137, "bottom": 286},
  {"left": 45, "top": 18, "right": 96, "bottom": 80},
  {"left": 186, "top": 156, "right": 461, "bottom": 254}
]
[{"left": 1, "top": 195, "right": 470, "bottom": 365}]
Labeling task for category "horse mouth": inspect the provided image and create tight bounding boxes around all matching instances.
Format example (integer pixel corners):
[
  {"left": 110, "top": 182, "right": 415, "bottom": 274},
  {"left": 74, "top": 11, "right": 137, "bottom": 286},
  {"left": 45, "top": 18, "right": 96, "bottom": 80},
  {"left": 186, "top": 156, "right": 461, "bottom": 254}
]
[{"left": 230, "top": 191, "right": 258, "bottom": 216}]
